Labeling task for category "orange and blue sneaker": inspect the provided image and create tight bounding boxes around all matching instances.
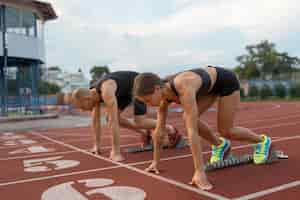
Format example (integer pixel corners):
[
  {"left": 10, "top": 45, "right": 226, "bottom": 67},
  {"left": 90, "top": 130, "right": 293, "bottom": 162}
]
[
  {"left": 210, "top": 137, "right": 231, "bottom": 164},
  {"left": 253, "top": 135, "right": 272, "bottom": 164}
]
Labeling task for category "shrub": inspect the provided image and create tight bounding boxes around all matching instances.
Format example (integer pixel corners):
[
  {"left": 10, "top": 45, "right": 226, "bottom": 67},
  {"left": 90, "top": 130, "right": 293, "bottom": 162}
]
[
  {"left": 240, "top": 88, "right": 245, "bottom": 98},
  {"left": 248, "top": 85, "right": 259, "bottom": 97},
  {"left": 260, "top": 84, "right": 273, "bottom": 99},
  {"left": 274, "top": 83, "right": 286, "bottom": 98},
  {"left": 289, "top": 83, "right": 300, "bottom": 97}
]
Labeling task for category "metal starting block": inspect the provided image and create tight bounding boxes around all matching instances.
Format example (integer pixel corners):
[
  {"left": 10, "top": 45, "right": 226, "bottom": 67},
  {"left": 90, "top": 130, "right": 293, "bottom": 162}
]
[
  {"left": 205, "top": 150, "right": 288, "bottom": 172},
  {"left": 125, "top": 137, "right": 189, "bottom": 153}
]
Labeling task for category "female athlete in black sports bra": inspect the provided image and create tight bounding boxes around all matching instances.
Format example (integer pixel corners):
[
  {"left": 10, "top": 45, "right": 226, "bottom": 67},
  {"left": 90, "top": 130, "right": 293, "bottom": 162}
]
[{"left": 133, "top": 66, "right": 272, "bottom": 190}]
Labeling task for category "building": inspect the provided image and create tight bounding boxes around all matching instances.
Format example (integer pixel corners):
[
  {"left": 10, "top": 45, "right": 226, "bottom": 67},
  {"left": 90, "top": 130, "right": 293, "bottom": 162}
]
[
  {"left": 61, "top": 69, "right": 90, "bottom": 93},
  {"left": 42, "top": 67, "right": 90, "bottom": 93},
  {"left": 41, "top": 66, "right": 65, "bottom": 87},
  {"left": 0, "top": 0, "right": 57, "bottom": 115}
]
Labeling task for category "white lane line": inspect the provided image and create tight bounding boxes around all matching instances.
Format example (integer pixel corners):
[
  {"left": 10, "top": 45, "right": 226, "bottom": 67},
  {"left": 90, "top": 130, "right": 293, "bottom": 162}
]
[
  {"left": 0, "top": 143, "right": 140, "bottom": 160},
  {"left": 205, "top": 111, "right": 300, "bottom": 125},
  {"left": 0, "top": 150, "right": 77, "bottom": 161},
  {"left": 127, "top": 135, "right": 300, "bottom": 166},
  {"left": 0, "top": 166, "right": 122, "bottom": 187},
  {"left": 234, "top": 180, "right": 300, "bottom": 200},
  {"left": 238, "top": 113, "right": 300, "bottom": 127},
  {"left": 208, "top": 121, "right": 300, "bottom": 133},
  {"left": 41, "top": 131, "right": 139, "bottom": 137},
  {"left": 0, "top": 141, "right": 140, "bottom": 150},
  {"left": 0, "top": 134, "right": 298, "bottom": 199},
  {"left": 31, "top": 131, "right": 230, "bottom": 200}
]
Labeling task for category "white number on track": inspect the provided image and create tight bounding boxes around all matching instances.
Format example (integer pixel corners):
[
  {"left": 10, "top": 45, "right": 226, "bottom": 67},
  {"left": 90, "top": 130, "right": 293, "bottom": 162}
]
[
  {"left": 23, "top": 156, "right": 80, "bottom": 172},
  {"left": 9, "top": 146, "right": 54, "bottom": 155},
  {"left": 42, "top": 178, "right": 146, "bottom": 200}
]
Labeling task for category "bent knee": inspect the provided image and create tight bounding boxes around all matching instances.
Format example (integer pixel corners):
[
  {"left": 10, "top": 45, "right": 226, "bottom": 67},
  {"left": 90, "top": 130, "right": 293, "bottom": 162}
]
[
  {"left": 133, "top": 117, "right": 145, "bottom": 128},
  {"left": 218, "top": 127, "right": 234, "bottom": 139}
]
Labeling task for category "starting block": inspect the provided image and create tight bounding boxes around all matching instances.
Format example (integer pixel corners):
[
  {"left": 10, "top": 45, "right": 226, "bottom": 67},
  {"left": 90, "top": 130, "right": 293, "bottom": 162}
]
[
  {"left": 125, "top": 137, "right": 189, "bottom": 153},
  {"left": 205, "top": 150, "right": 288, "bottom": 172}
]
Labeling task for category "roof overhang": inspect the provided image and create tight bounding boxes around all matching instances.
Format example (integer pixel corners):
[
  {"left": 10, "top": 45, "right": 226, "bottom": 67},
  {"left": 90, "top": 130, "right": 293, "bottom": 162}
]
[{"left": 1, "top": 0, "right": 57, "bottom": 21}]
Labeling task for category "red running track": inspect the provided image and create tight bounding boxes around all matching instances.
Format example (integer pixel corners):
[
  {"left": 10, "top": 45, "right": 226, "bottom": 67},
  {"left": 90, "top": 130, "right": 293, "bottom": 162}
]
[{"left": 0, "top": 101, "right": 300, "bottom": 200}]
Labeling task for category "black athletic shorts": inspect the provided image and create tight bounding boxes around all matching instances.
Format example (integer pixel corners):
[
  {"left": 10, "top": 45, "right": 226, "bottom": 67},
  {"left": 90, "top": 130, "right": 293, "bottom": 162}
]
[
  {"left": 209, "top": 66, "right": 240, "bottom": 97},
  {"left": 118, "top": 97, "right": 147, "bottom": 116}
]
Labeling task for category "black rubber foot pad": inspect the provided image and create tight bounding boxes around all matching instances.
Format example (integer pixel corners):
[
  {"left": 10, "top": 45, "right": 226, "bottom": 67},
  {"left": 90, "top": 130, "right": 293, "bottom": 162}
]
[
  {"left": 125, "top": 137, "right": 189, "bottom": 153},
  {"left": 205, "top": 150, "right": 287, "bottom": 171}
]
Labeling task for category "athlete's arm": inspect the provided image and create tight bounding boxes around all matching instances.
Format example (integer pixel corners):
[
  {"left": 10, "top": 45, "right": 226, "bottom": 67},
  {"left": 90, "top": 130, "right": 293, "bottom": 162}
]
[
  {"left": 101, "top": 80, "right": 121, "bottom": 156},
  {"left": 176, "top": 77, "right": 206, "bottom": 176},
  {"left": 91, "top": 103, "right": 101, "bottom": 154},
  {"left": 146, "top": 99, "right": 169, "bottom": 174}
]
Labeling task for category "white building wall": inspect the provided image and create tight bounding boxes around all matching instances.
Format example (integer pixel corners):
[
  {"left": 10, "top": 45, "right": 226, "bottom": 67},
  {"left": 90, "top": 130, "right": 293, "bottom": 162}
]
[
  {"left": 0, "top": 33, "right": 46, "bottom": 62},
  {"left": 43, "top": 68, "right": 90, "bottom": 93}
]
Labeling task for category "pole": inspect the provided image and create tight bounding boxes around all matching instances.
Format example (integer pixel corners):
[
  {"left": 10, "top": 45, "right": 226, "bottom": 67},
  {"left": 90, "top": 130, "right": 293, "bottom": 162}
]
[{"left": 1, "top": 5, "right": 7, "bottom": 116}]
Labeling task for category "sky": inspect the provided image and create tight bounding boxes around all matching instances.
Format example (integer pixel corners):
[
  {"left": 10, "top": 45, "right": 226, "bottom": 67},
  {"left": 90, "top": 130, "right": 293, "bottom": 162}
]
[{"left": 44, "top": 0, "right": 300, "bottom": 80}]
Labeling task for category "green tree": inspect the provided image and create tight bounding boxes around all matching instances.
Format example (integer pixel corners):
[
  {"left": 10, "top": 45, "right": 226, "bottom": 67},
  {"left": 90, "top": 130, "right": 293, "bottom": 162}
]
[
  {"left": 289, "top": 83, "right": 300, "bottom": 97},
  {"left": 276, "top": 53, "right": 300, "bottom": 79},
  {"left": 90, "top": 66, "right": 110, "bottom": 85},
  {"left": 243, "top": 63, "right": 260, "bottom": 79},
  {"left": 233, "top": 66, "right": 244, "bottom": 79},
  {"left": 236, "top": 40, "right": 300, "bottom": 80},
  {"left": 240, "top": 88, "right": 245, "bottom": 98},
  {"left": 38, "top": 81, "right": 61, "bottom": 95}
]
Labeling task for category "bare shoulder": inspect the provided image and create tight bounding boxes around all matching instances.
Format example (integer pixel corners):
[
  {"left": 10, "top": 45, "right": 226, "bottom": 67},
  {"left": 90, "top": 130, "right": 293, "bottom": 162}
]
[
  {"left": 174, "top": 72, "right": 202, "bottom": 96},
  {"left": 101, "top": 80, "right": 117, "bottom": 97}
]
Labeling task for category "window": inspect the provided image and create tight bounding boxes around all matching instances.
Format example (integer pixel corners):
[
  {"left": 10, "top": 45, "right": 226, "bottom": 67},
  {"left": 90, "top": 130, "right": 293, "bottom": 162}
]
[
  {"left": 7, "top": 67, "right": 17, "bottom": 80},
  {"left": 22, "top": 10, "right": 36, "bottom": 36},
  {"left": 6, "top": 6, "right": 37, "bottom": 37},
  {"left": 36, "top": 18, "right": 43, "bottom": 38},
  {"left": 6, "top": 6, "right": 22, "bottom": 34}
]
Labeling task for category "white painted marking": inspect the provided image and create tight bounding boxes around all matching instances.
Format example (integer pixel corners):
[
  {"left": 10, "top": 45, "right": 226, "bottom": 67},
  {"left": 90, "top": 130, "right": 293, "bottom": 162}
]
[
  {"left": 0, "top": 151, "right": 77, "bottom": 161},
  {"left": 0, "top": 134, "right": 298, "bottom": 194},
  {"left": 87, "top": 186, "right": 146, "bottom": 200},
  {"left": 1, "top": 132, "right": 15, "bottom": 136},
  {"left": 209, "top": 121, "right": 300, "bottom": 132},
  {"left": 78, "top": 178, "right": 114, "bottom": 187},
  {"left": 1, "top": 139, "right": 37, "bottom": 147},
  {"left": 42, "top": 178, "right": 146, "bottom": 200},
  {"left": 0, "top": 141, "right": 140, "bottom": 150},
  {"left": 23, "top": 156, "right": 80, "bottom": 172},
  {"left": 0, "top": 144, "right": 139, "bottom": 161},
  {"left": 31, "top": 132, "right": 230, "bottom": 200},
  {"left": 2, "top": 141, "right": 18, "bottom": 146},
  {"left": 238, "top": 113, "right": 300, "bottom": 127},
  {"left": 0, "top": 166, "right": 121, "bottom": 187},
  {"left": 21, "top": 140, "right": 38, "bottom": 145},
  {"left": 9, "top": 146, "right": 54, "bottom": 155},
  {"left": 0, "top": 135, "right": 26, "bottom": 140},
  {"left": 42, "top": 181, "right": 88, "bottom": 200},
  {"left": 234, "top": 180, "right": 300, "bottom": 200}
]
